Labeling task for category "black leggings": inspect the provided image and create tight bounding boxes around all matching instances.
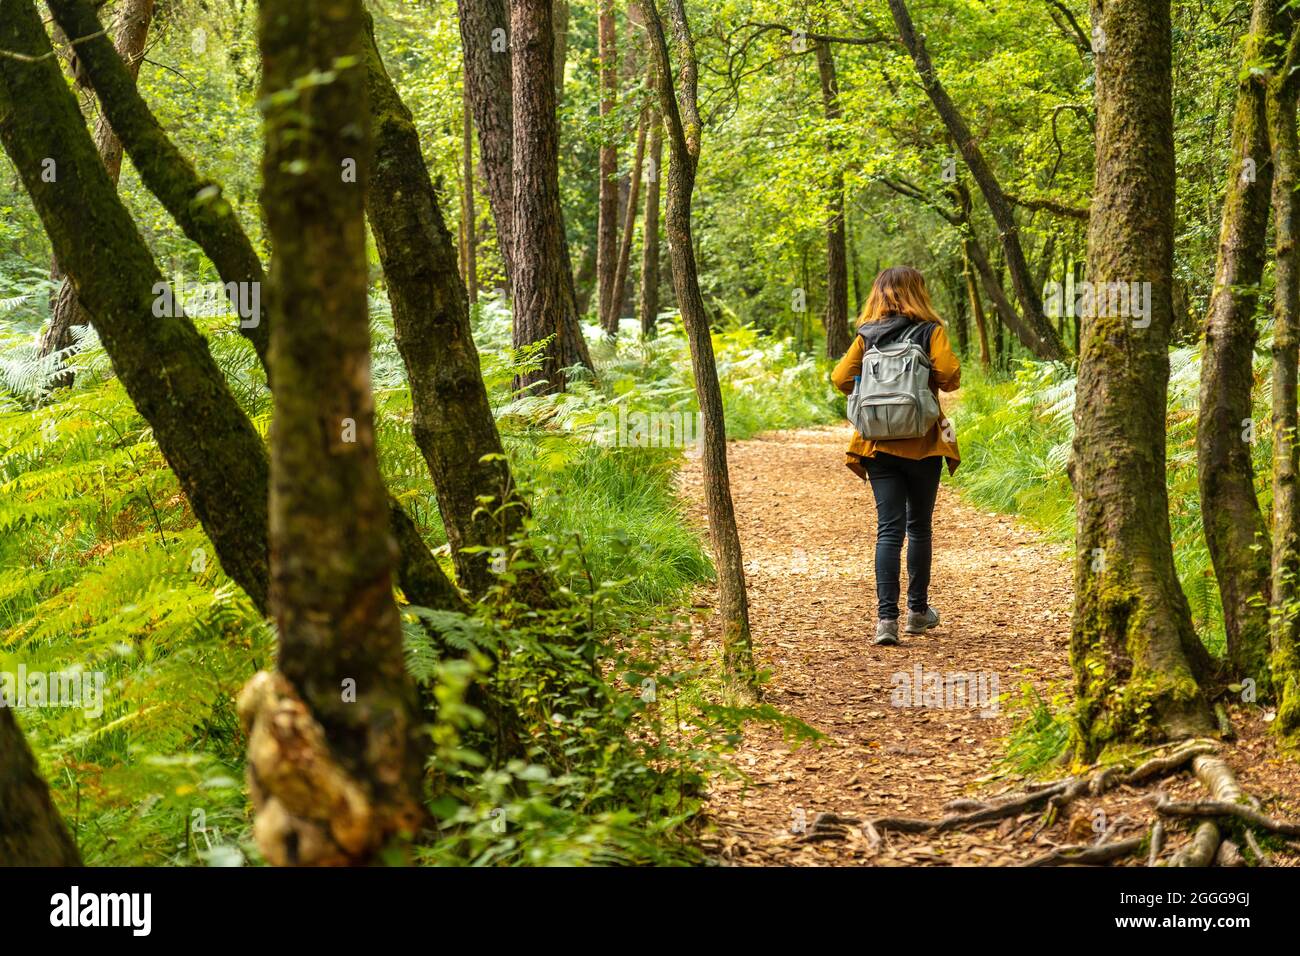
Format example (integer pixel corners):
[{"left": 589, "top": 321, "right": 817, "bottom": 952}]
[{"left": 863, "top": 452, "right": 943, "bottom": 621}]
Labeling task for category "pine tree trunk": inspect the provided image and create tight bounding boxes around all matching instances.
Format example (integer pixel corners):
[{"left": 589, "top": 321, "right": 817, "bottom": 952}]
[
  {"left": 40, "top": 0, "right": 156, "bottom": 379},
  {"left": 596, "top": 0, "right": 620, "bottom": 335},
  {"left": 645, "top": 0, "right": 756, "bottom": 696},
  {"left": 1266, "top": 13, "right": 1300, "bottom": 737},
  {"left": 510, "top": 0, "right": 594, "bottom": 393},
  {"left": 0, "top": 708, "right": 81, "bottom": 865},
  {"left": 363, "top": 14, "right": 536, "bottom": 600},
  {"left": 639, "top": 105, "right": 663, "bottom": 338},
  {"left": 1070, "top": 0, "right": 1213, "bottom": 756},
  {"left": 246, "top": 0, "right": 424, "bottom": 866},
  {"left": 458, "top": 0, "right": 516, "bottom": 283},
  {"left": 1198, "top": 0, "right": 1276, "bottom": 691}
]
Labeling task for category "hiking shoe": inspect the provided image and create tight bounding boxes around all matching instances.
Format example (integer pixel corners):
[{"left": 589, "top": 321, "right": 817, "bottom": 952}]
[
  {"left": 874, "top": 618, "right": 899, "bottom": 646},
  {"left": 904, "top": 606, "right": 940, "bottom": 635}
]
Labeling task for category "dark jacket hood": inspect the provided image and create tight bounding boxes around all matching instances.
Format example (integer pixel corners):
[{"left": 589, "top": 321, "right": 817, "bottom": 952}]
[{"left": 857, "top": 312, "right": 919, "bottom": 348}]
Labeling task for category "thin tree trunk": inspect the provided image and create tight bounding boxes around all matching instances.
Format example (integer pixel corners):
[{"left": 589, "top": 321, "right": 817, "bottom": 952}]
[
  {"left": 461, "top": 75, "right": 479, "bottom": 305},
  {"left": 244, "top": 0, "right": 424, "bottom": 866},
  {"left": 40, "top": 0, "right": 155, "bottom": 377},
  {"left": 639, "top": 103, "right": 663, "bottom": 337},
  {"left": 815, "top": 40, "right": 851, "bottom": 358},
  {"left": 888, "top": 0, "right": 1065, "bottom": 360},
  {"left": 552, "top": 0, "right": 569, "bottom": 96},
  {"left": 962, "top": 239, "right": 992, "bottom": 369},
  {"left": 510, "top": 0, "right": 594, "bottom": 393},
  {"left": 610, "top": 104, "right": 647, "bottom": 330},
  {"left": 1198, "top": 0, "right": 1276, "bottom": 691},
  {"left": 458, "top": 0, "right": 516, "bottom": 282},
  {"left": 597, "top": 0, "right": 620, "bottom": 334},
  {"left": 363, "top": 13, "right": 536, "bottom": 601},
  {"left": 0, "top": 709, "right": 81, "bottom": 865},
  {"left": 645, "top": 0, "right": 756, "bottom": 696},
  {"left": 1070, "top": 0, "right": 1214, "bottom": 756},
  {"left": 1267, "top": 15, "right": 1300, "bottom": 736},
  {"left": 43, "top": 0, "right": 466, "bottom": 619}
]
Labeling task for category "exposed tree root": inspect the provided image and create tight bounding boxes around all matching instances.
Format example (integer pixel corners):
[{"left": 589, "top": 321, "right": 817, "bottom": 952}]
[
  {"left": 797, "top": 739, "right": 1294, "bottom": 867},
  {"left": 1025, "top": 835, "right": 1143, "bottom": 867}
]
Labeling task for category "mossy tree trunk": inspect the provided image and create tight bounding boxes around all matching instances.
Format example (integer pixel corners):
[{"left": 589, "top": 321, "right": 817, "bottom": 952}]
[
  {"left": 40, "top": 0, "right": 156, "bottom": 378},
  {"left": 1069, "top": 0, "right": 1214, "bottom": 757},
  {"left": 815, "top": 39, "right": 851, "bottom": 358},
  {"left": 0, "top": 709, "right": 81, "bottom": 865},
  {"left": 362, "top": 13, "right": 533, "bottom": 599},
  {"left": 645, "top": 0, "right": 756, "bottom": 696},
  {"left": 247, "top": 0, "right": 424, "bottom": 865},
  {"left": 45, "top": 0, "right": 466, "bottom": 617},
  {"left": 1198, "top": 0, "right": 1277, "bottom": 693},
  {"left": 509, "top": 0, "right": 595, "bottom": 393},
  {"left": 0, "top": 0, "right": 272, "bottom": 611},
  {"left": 1266, "top": 13, "right": 1300, "bottom": 737}
]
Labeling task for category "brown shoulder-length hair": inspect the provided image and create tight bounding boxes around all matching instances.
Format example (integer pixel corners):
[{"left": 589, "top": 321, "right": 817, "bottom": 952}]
[{"left": 857, "top": 266, "right": 944, "bottom": 326}]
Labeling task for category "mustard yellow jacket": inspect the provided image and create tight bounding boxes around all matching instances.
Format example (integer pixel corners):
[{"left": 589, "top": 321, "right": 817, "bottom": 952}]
[{"left": 831, "top": 322, "right": 962, "bottom": 479}]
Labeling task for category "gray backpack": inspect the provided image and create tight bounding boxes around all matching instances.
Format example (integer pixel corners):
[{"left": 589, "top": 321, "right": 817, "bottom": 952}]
[{"left": 847, "top": 320, "right": 942, "bottom": 440}]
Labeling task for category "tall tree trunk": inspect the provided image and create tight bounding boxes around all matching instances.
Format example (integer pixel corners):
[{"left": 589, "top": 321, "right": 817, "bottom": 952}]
[
  {"left": 610, "top": 104, "right": 647, "bottom": 331},
  {"left": 1198, "top": 0, "right": 1276, "bottom": 691},
  {"left": 0, "top": 709, "right": 81, "bottom": 865},
  {"left": 1, "top": 0, "right": 271, "bottom": 611},
  {"left": 458, "top": 0, "right": 516, "bottom": 282},
  {"left": 1267, "top": 15, "right": 1300, "bottom": 737},
  {"left": 243, "top": 0, "right": 424, "bottom": 866},
  {"left": 461, "top": 75, "right": 479, "bottom": 305},
  {"left": 645, "top": 0, "right": 756, "bottom": 695},
  {"left": 639, "top": 103, "right": 663, "bottom": 337},
  {"left": 43, "top": 0, "right": 465, "bottom": 618},
  {"left": 847, "top": 214, "right": 866, "bottom": 316},
  {"left": 1070, "top": 0, "right": 1214, "bottom": 756},
  {"left": 815, "top": 40, "right": 851, "bottom": 358},
  {"left": 363, "top": 12, "right": 535, "bottom": 601},
  {"left": 597, "top": 0, "right": 620, "bottom": 334},
  {"left": 39, "top": 0, "right": 156, "bottom": 378},
  {"left": 510, "top": 0, "right": 594, "bottom": 393},
  {"left": 888, "top": 0, "right": 1065, "bottom": 360}
]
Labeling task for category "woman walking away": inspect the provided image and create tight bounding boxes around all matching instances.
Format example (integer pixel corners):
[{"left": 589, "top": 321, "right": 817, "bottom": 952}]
[{"left": 832, "top": 266, "right": 961, "bottom": 647}]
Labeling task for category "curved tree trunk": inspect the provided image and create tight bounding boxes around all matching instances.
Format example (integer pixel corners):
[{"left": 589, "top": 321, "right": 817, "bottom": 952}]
[
  {"left": 510, "top": 0, "right": 594, "bottom": 393},
  {"left": 887, "top": 0, "right": 1065, "bottom": 360},
  {"left": 42, "top": 0, "right": 466, "bottom": 619},
  {"left": 1069, "top": 0, "right": 1214, "bottom": 757},
  {"left": 1198, "top": 0, "right": 1276, "bottom": 692},
  {"left": 40, "top": 0, "right": 156, "bottom": 382},
  {"left": 0, "top": 709, "right": 81, "bottom": 866},
  {"left": 645, "top": 0, "right": 756, "bottom": 696},
  {"left": 245, "top": 0, "right": 424, "bottom": 866}
]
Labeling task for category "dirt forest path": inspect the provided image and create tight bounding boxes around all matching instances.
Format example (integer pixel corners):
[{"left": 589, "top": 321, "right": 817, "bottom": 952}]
[{"left": 679, "top": 425, "right": 1300, "bottom": 866}]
